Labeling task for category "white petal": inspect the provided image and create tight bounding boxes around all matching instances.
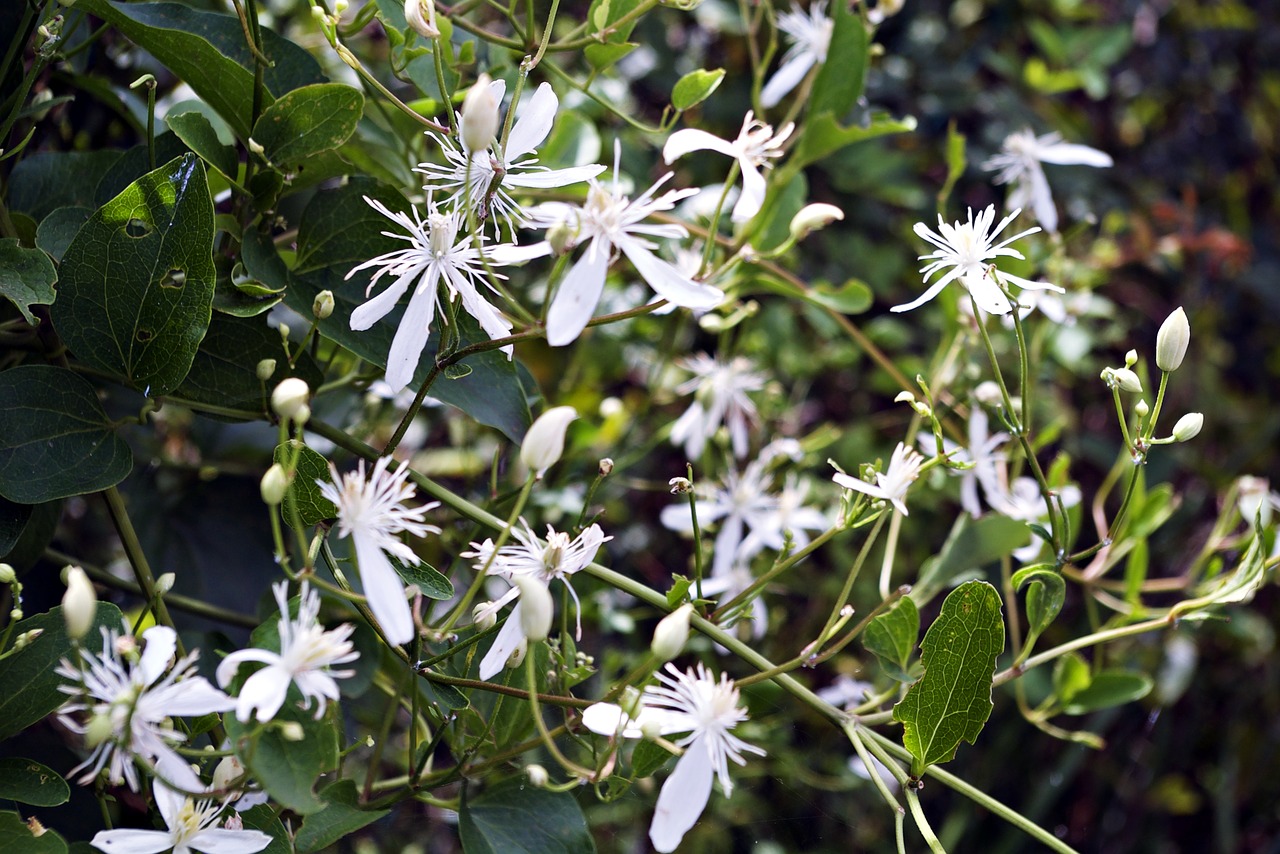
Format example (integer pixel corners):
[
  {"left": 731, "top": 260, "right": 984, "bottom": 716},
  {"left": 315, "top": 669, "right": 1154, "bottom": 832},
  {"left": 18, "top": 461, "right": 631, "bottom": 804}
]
[
  {"left": 730, "top": 161, "right": 767, "bottom": 223},
  {"left": 965, "top": 274, "right": 1013, "bottom": 315},
  {"left": 350, "top": 265, "right": 421, "bottom": 331},
  {"left": 187, "top": 828, "right": 273, "bottom": 854},
  {"left": 832, "top": 472, "right": 885, "bottom": 501},
  {"left": 710, "top": 513, "right": 744, "bottom": 579},
  {"left": 354, "top": 534, "right": 414, "bottom": 645},
  {"left": 154, "top": 678, "right": 234, "bottom": 716},
  {"left": 889, "top": 267, "right": 961, "bottom": 313},
  {"left": 505, "top": 82, "right": 557, "bottom": 162},
  {"left": 236, "top": 665, "right": 291, "bottom": 722},
  {"left": 383, "top": 270, "right": 440, "bottom": 392},
  {"left": 89, "top": 829, "right": 174, "bottom": 854},
  {"left": 478, "top": 603, "right": 525, "bottom": 681},
  {"left": 152, "top": 748, "right": 205, "bottom": 796},
  {"left": 216, "top": 648, "right": 278, "bottom": 689},
  {"left": 760, "top": 53, "right": 817, "bottom": 108},
  {"left": 487, "top": 241, "right": 552, "bottom": 265},
  {"left": 663, "top": 128, "right": 736, "bottom": 164},
  {"left": 580, "top": 702, "right": 639, "bottom": 737},
  {"left": 152, "top": 779, "right": 185, "bottom": 829},
  {"left": 1035, "top": 142, "right": 1113, "bottom": 167},
  {"left": 649, "top": 742, "right": 715, "bottom": 853},
  {"left": 1023, "top": 166, "right": 1058, "bottom": 233},
  {"left": 620, "top": 242, "right": 722, "bottom": 309},
  {"left": 546, "top": 246, "right": 609, "bottom": 346},
  {"left": 503, "top": 163, "right": 607, "bottom": 189},
  {"left": 138, "top": 626, "right": 177, "bottom": 685}
]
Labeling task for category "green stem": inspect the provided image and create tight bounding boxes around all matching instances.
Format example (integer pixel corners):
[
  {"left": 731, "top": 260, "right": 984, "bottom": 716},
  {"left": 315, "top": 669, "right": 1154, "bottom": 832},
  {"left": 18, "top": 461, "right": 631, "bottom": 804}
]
[
  {"left": 818, "top": 512, "right": 887, "bottom": 643},
  {"left": 101, "top": 487, "right": 181, "bottom": 650}
]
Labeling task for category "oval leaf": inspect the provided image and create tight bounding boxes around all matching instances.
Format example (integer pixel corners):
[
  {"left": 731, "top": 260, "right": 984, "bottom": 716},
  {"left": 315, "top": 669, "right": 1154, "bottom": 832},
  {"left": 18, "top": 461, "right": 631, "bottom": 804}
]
[
  {"left": 252, "top": 84, "right": 364, "bottom": 171},
  {"left": 1012, "top": 565, "right": 1065, "bottom": 637},
  {"left": 167, "top": 109, "right": 240, "bottom": 180},
  {"left": 1062, "top": 670, "right": 1153, "bottom": 715},
  {"left": 0, "top": 239, "right": 56, "bottom": 326},
  {"left": 863, "top": 595, "right": 919, "bottom": 681},
  {"left": 671, "top": 68, "right": 725, "bottom": 111},
  {"left": 459, "top": 777, "right": 595, "bottom": 854},
  {"left": 0, "top": 811, "right": 68, "bottom": 854},
  {"left": 295, "top": 780, "right": 391, "bottom": 853},
  {"left": 0, "top": 759, "right": 70, "bottom": 807},
  {"left": 275, "top": 440, "right": 337, "bottom": 528}
]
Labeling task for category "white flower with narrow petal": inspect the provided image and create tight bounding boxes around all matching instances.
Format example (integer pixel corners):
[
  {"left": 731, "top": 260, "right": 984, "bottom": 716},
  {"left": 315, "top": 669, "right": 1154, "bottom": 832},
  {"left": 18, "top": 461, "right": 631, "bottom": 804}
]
[
  {"left": 661, "top": 457, "right": 777, "bottom": 580},
  {"left": 918, "top": 408, "right": 1008, "bottom": 517},
  {"left": 90, "top": 778, "right": 271, "bottom": 854},
  {"left": 464, "top": 522, "right": 610, "bottom": 681},
  {"left": 582, "top": 663, "right": 765, "bottom": 853},
  {"left": 524, "top": 143, "right": 725, "bottom": 346},
  {"left": 739, "top": 474, "right": 831, "bottom": 556},
  {"left": 318, "top": 458, "right": 441, "bottom": 646},
  {"left": 56, "top": 625, "right": 234, "bottom": 793},
  {"left": 418, "top": 81, "right": 606, "bottom": 236},
  {"left": 833, "top": 441, "right": 924, "bottom": 516},
  {"left": 669, "top": 353, "right": 766, "bottom": 461},
  {"left": 761, "top": 1, "right": 833, "bottom": 108},
  {"left": 983, "top": 129, "right": 1112, "bottom": 233},
  {"left": 217, "top": 581, "right": 359, "bottom": 723},
  {"left": 663, "top": 112, "right": 794, "bottom": 223},
  {"left": 986, "top": 475, "right": 1081, "bottom": 563},
  {"left": 345, "top": 197, "right": 543, "bottom": 391},
  {"left": 894, "top": 205, "right": 1063, "bottom": 315}
]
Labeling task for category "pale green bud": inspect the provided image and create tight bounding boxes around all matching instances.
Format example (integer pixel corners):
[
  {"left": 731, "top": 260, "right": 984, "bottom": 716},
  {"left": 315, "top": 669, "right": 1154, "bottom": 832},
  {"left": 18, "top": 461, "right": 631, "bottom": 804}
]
[
  {"left": 84, "top": 712, "right": 116, "bottom": 748},
  {"left": 526, "top": 764, "right": 549, "bottom": 787},
  {"left": 1172, "top": 412, "right": 1203, "bottom": 442},
  {"left": 514, "top": 576, "right": 554, "bottom": 643},
  {"left": 256, "top": 358, "right": 277, "bottom": 381},
  {"left": 260, "top": 464, "right": 289, "bottom": 505},
  {"left": 155, "top": 573, "right": 175, "bottom": 595},
  {"left": 460, "top": 73, "right": 499, "bottom": 155},
  {"left": 1112, "top": 368, "right": 1143, "bottom": 394},
  {"left": 271, "top": 377, "right": 311, "bottom": 421},
  {"left": 1124, "top": 349, "right": 1138, "bottom": 367},
  {"left": 1156, "top": 306, "right": 1190, "bottom": 372},
  {"left": 521, "top": 406, "right": 577, "bottom": 477},
  {"left": 279, "top": 721, "right": 305, "bottom": 741},
  {"left": 1134, "top": 399, "right": 1150, "bottom": 419},
  {"left": 312, "top": 290, "right": 335, "bottom": 320},
  {"left": 13, "top": 629, "right": 42, "bottom": 651},
  {"left": 0, "top": 564, "right": 14, "bottom": 585},
  {"left": 650, "top": 603, "right": 693, "bottom": 662},
  {"left": 62, "top": 565, "right": 97, "bottom": 640},
  {"left": 546, "top": 221, "right": 576, "bottom": 256},
  {"left": 788, "top": 203, "right": 844, "bottom": 242}
]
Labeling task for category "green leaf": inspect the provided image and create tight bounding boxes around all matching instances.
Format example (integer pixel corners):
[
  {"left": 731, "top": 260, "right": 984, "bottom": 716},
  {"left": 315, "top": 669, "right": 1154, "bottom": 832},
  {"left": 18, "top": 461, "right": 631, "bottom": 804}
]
[
  {"left": 912, "top": 514, "right": 1030, "bottom": 607},
  {"left": 807, "top": 2, "right": 867, "bottom": 118},
  {"left": 391, "top": 557, "right": 454, "bottom": 600},
  {"left": 0, "top": 603, "right": 124, "bottom": 741},
  {"left": 167, "top": 109, "right": 239, "bottom": 180},
  {"left": 0, "top": 811, "right": 68, "bottom": 854},
  {"left": 893, "top": 580, "right": 1004, "bottom": 776},
  {"left": 584, "top": 42, "right": 636, "bottom": 71},
  {"left": 224, "top": 698, "right": 340, "bottom": 815},
  {"left": 295, "top": 779, "right": 391, "bottom": 852},
  {"left": 0, "top": 239, "right": 56, "bottom": 326},
  {"left": 938, "top": 120, "right": 966, "bottom": 208},
  {"left": 0, "top": 759, "right": 69, "bottom": 807},
  {"left": 0, "top": 498, "right": 60, "bottom": 572},
  {"left": 1052, "top": 653, "right": 1091, "bottom": 705},
  {"left": 275, "top": 440, "right": 337, "bottom": 528},
  {"left": 631, "top": 740, "right": 674, "bottom": 779},
  {"left": 671, "top": 68, "right": 725, "bottom": 111},
  {"left": 34, "top": 207, "right": 92, "bottom": 264},
  {"left": 239, "top": 805, "right": 293, "bottom": 854},
  {"left": 0, "top": 498, "right": 32, "bottom": 558},
  {"left": 1197, "top": 528, "right": 1268, "bottom": 607},
  {"left": 51, "top": 153, "right": 215, "bottom": 396},
  {"left": 791, "top": 112, "right": 917, "bottom": 172},
  {"left": 0, "top": 366, "right": 133, "bottom": 503},
  {"left": 586, "top": 0, "right": 644, "bottom": 43},
  {"left": 252, "top": 84, "right": 364, "bottom": 171},
  {"left": 94, "top": 133, "right": 192, "bottom": 207},
  {"left": 459, "top": 777, "right": 596, "bottom": 854},
  {"left": 863, "top": 596, "right": 919, "bottom": 682},
  {"left": 1062, "top": 670, "right": 1153, "bottom": 715},
  {"left": 1011, "top": 565, "right": 1065, "bottom": 638},
  {"left": 807, "top": 278, "right": 873, "bottom": 315},
  {"left": 8, "top": 151, "right": 121, "bottom": 221}
]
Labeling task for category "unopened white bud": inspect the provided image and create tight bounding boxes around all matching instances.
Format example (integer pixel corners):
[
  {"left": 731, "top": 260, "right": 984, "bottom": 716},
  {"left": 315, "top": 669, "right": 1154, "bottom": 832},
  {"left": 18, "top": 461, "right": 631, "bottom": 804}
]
[
  {"left": 261, "top": 464, "right": 289, "bottom": 505},
  {"left": 1111, "top": 368, "right": 1143, "bottom": 394},
  {"left": 514, "top": 576, "right": 554, "bottom": 643},
  {"left": 279, "top": 721, "right": 305, "bottom": 741},
  {"left": 650, "top": 603, "right": 693, "bottom": 662},
  {"left": 405, "top": 0, "right": 439, "bottom": 38},
  {"left": 526, "top": 764, "right": 549, "bottom": 787},
  {"left": 312, "top": 290, "right": 334, "bottom": 319},
  {"left": 256, "top": 358, "right": 277, "bottom": 381},
  {"left": 213, "top": 755, "right": 246, "bottom": 791},
  {"left": 1135, "top": 399, "right": 1150, "bottom": 418},
  {"left": 460, "top": 73, "right": 500, "bottom": 155},
  {"left": 471, "top": 601, "right": 497, "bottom": 631},
  {"left": 155, "top": 573, "right": 175, "bottom": 595},
  {"left": 789, "top": 203, "right": 844, "bottom": 241},
  {"left": 0, "top": 564, "right": 14, "bottom": 584},
  {"left": 1124, "top": 349, "right": 1138, "bottom": 368},
  {"left": 1156, "top": 306, "right": 1190, "bottom": 372},
  {"left": 521, "top": 406, "right": 577, "bottom": 477},
  {"left": 598, "top": 458, "right": 614, "bottom": 477},
  {"left": 62, "top": 566, "right": 96, "bottom": 640},
  {"left": 1172, "top": 412, "right": 1203, "bottom": 442},
  {"left": 271, "top": 378, "right": 311, "bottom": 421},
  {"left": 639, "top": 719, "right": 663, "bottom": 740},
  {"left": 13, "top": 629, "right": 42, "bottom": 651},
  {"left": 9, "top": 608, "right": 21, "bottom": 621}
]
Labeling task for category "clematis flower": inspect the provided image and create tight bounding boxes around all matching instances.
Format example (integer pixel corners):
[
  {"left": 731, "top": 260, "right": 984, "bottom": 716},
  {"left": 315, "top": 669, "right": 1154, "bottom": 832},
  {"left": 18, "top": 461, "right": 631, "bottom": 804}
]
[
  {"left": 524, "top": 143, "right": 724, "bottom": 346},
  {"left": 761, "top": 1, "right": 833, "bottom": 108},
  {"left": 663, "top": 112, "right": 794, "bottom": 223},
  {"left": 669, "top": 353, "right": 766, "bottom": 461},
  {"left": 986, "top": 475, "right": 1080, "bottom": 563},
  {"left": 582, "top": 663, "right": 765, "bottom": 852},
  {"left": 464, "top": 522, "right": 610, "bottom": 680},
  {"left": 982, "top": 130, "right": 1112, "bottom": 233},
  {"left": 217, "top": 581, "right": 359, "bottom": 723},
  {"left": 418, "top": 81, "right": 605, "bottom": 236},
  {"left": 318, "top": 457, "right": 441, "bottom": 646},
  {"left": 893, "top": 205, "right": 1063, "bottom": 315},
  {"left": 918, "top": 407, "right": 1008, "bottom": 518},
  {"left": 344, "top": 197, "right": 544, "bottom": 391},
  {"left": 90, "top": 778, "right": 271, "bottom": 854},
  {"left": 56, "top": 625, "right": 235, "bottom": 793},
  {"left": 833, "top": 441, "right": 924, "bottom": 516}
]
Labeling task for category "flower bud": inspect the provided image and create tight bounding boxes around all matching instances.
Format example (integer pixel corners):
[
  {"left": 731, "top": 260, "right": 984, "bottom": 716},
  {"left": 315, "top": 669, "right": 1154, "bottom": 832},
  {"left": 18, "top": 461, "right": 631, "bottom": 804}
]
[
  {"left": 546, "top": 221, "right": 576, "bottom": 256},
  {"left": 213, "top": 755, "right": 246, "bottom": 791},
  {"left": 84, "top": 712, "right": 115, "bottom": 748},
  {"left": 1156, "top": 306, "right": 1190, "bottom": 372},
  {"left": 598, "top": 458, "right": 614, "bottom": 477},
  {"left": 9, "top": 608, "right": 21, "bottom": 621},
  {"left": 279, "top": 721, "right": 305, "bottom": 741},
  {"left": 13, "top": 629, "right": 42, "bottom": 651},
  {"left": 650, "top": 603, "right": 693, "bottom": 662},
  {"left": 1134, "top": 399, "right": 1150, "bottom": 418},
  {"left": 668, "top": 477, "right": 692, "bottom": 494},
  {"left": 1111, "top": 368, "right": 1143, "bottom": 394},
  {"left": 271, "top": 378, "right": 311, "bottom": 421},
  {"left": 640, "top": 719, "right": 663, "bottom": 740},
  {"left": 619, "top": 685, "right": 644, "bottom": 720},
  {"left": 404, "top": 0, "right": 439, "bottom": 38},
  {"left": 1237, "top": 476, "right": 1273, "bottom": 529},
  {"left": 1124, "top": 349, "right": 1138, "bottom": 368},
  {"left": 526, "top": 764, "right": 549, "bottom": 787},
  {"left": 514, "top": 576, "right": 554, "bottom": 643},
  {"left": 312, "top": 290, "right": 334, "bottom": 320},
  {"left": 1172, "top": 412, "right": 1203, "bottom": 442},
  {"left": 789, "top": 203, "right": 844, "bottom": 241},
  {"left": 471, "top": 601, "right": 497, "bottom": 631},
  {"left": 460, "top": 73, "right": 500, "bottom": 155},
  {"left": 256, "top": 358, "right": 277, "bottom": 381},
  {"left": 0, "top": 564, "right": 14, "bottom": 585},
  {"left": 155, "top": 573, "right": 175, "bottom": 595},
  {"left": 62, "top": 566, "right": 96, "bottom": 640},
  {"left": 521, "top": 406, "right": 577, "bottom": 477},
  {"left": 260, "top": 464, "right": 289, "bottom": 505}
]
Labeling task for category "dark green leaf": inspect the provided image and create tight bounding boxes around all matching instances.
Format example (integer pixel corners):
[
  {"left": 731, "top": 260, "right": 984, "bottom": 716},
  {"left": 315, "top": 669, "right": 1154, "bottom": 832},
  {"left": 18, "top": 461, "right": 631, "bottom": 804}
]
[
  {"left": 459, "top": 777, "right": 596, "bottom": 854},
  {"left": 51, "top": 154, "right": 215, "bottom": 396},
  {"left": 0, "top": 498, "right": 60, "bottom": 572},
  {"left": 1062, "top": 670, "right": 1153, "bottom": 715},
  {"left": 213, "top": 278, "right": 283, "bottom": 317},
  {"left": 275, "top": 440, "right": 337, "bottom": 528},
  {"left": 391, "top": 556, "right": 454, "bottom": 600},
  {"left": 167, "top": 109, "right": 239, "bottom": 180},
  {"left": 863, "top": 596, "right": 919, "bottom": 682},
  {"left": 912, "top": 514, "right": 1030, "bottom": 607},
  {"left": 671, "top": 68, "right": 725, "bottom": 111},
  {"left": 630, "top": 740, "right": 674, "bottom": 779},
  {"left": 295, "top": 779, "right": 391, "bottom": 852},
  {"left": 0, "top": 603, "right": 124, "bottom": 741},
  {"left": 8, "top": 151, "right": 120, "bottom": 221},
  {"left": 1012, "top": 565, "right": 1065, "bottom": 638},
  {"left": 94, "top": 133, "right": 191, "bottom": 207},
  {"left": 0, "top": 498, "right": 32, "bottom": 557},
  {"left": 0, "top": 811, "right": 67, "bottom": 854},
  {"left": 0, "top": 239, "right": 56, "bottom": 326},
  {"left": 0, "top": 366, "right": 132, "bottom": 503},
  {"left": 224, "top": 701, "right": 340, "bottom": 815},
  {"left": 893, "top": 581, "right": 1004, "bottom": 776},
  {"left": 0, "top": 759, "right": 70, "bottom": 807},
  {"left": 34, "top": 207, "right": 91, "bottom": 263},
  {"left": 807, "top": 2, "right": 867, "bottom": 118},
  {"left": 252, "top": 84, "right": 364, "bottom": 171},
  {"left": 807, "top": 278, "right": 873, "bottom": 315},
  {"left": 239, "top": 805, "right": 293, "bottom": 854}
]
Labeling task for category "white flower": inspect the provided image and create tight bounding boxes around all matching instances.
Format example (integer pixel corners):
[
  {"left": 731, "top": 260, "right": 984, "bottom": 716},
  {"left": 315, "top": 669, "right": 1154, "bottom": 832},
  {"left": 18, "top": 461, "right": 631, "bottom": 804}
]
[
  {"left": 464, "top": 522, "right": 610, "bottom": 680},
  {"left": 418, "top": 81, "right": 605, "bottom": 236},
  {"left": 661, "top": 456, "right": 776, "bottom": 580},
  {"left": 318, "top": 457, "right": 441, "bottom": 645},
  {"left": 982, "top": 129, "right": 1112, "bottom": 233},
  {"left": 986, "top": 476, "right": 1081, "bottom": 563},
  {"left": 918, "top": 408, "right": 1008, "bottom": 517},
  {"left": 669, "top": 353, "right": 766, "bottom": 460},
  {"left": 663, "top": 112, "right": 794, "bottom": 223},
  {"left": 90, "top": 778, "right": 271, "bottom": 854},
  {"left": 217, "top": 581, "right": 359, "bottom": 723},
  {"left": 581, "top": 663, "right": 765, "bottom": 852},
  {"left": 894, "top": 205, "right": 1063, "bottom": 315},
  {"left": 56, "top": 625, "right": 234, "bottom": 793},
  {"left": 761, "top": 1, "right": 833, "bottom": 108},
  {"left": 833, "top": 441, "right": 924, "bottom": 516},
  {"left": 525, "top": 143, "right": 724, "bottom": 346},
  {"left": 738, "top": 473, "right": 831, "bottom": 556},
  {"left": 345, "top": 197, "right": 542, "bottom": 391}
]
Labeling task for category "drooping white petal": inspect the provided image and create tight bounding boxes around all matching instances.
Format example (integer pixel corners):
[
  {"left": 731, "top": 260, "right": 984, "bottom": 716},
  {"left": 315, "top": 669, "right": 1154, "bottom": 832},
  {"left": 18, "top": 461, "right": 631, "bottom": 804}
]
[
  {"left": 235, "top": 664, "right": 291, "bottom": 723},
  {"left": 620, "top": 241, "right": 722, "bottom": 309},
  {"left": 662, "top": 128, "right": 737, "bottom": 164},
  {"left": 349, "top": 265, "right": 422, "bottom": 331},
  {"left": 505, "top": 82, "right": 558, "bottom": 162},
  {"left": 1035, "top": 141, "right": 1113, "bottom": 167},
  {"left": 649, "top": 740, "right": 715, "bottom": 853},
  {"left": 216, "top": 648, "right": 278, "bottom": 691},
  {"left": 138, "top": 626, "right": 177, "bottom": 685},
  {"left": 546, "top": 245, "right": 610, "bottom": 346},
  {"left": 89, "top": 829, "right": 174, "bottom": 854},
  {"left": 478, "top": 601, "right": 526, "bottom": 681},
  {"left": 731, "top": 161, "right": 767, "bottom": 223},
  {"left": 760, "top": 52, "right": 816, "bottom": 108},
  {"left": 185, "top": 828, "right": 273, "bottom": 854},
  {"left": 1024, "top": 163, "right": 1058, "bottom": 233},
  {"left": 964, "top": 273, "right": 1014, "bottom": 314},
  {"left": 889, "top": 269, "right": 959, "bottom": 313},
  {"left": 353, "top": 532, "right": 414, "bottom": 645},
  {"left": 383, "top": 269, "right": 442, "bottom": 392}
]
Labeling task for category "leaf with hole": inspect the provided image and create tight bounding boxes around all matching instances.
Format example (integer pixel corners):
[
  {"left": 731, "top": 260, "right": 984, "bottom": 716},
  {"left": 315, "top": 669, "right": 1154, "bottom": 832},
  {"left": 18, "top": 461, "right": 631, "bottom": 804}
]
[
  {"left": 0, "top": 239, "right": 56, "bottom": 326},
  {"left": 0, "top": 759, "right": 70, "bottom": 807}
]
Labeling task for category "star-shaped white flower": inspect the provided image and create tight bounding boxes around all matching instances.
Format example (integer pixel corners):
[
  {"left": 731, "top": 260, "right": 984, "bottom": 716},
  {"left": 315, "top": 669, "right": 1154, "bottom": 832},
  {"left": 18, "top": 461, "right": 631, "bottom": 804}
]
[
  {"left": 669, "top": 353, "right": 766, "bottom": 461},
  {"left": 893, "top": 205, "right": 1063, "bottom": 315},
  {"left": 918, "top": 408, "right": 1008, "bottom": 518},
  {"left": 983, "top": 129, "right": 1112, "bottom": 233},
  {"left": 318, "top": 457, "right": 441, "bottom": 646},
  {"left": 90, "top": 778, "right": 271, "bottom": 854},
  {"left": 417, "top": 81, "right": 606, "bottom": 237},
  {"left": 345, "top": 197, "right": 543, "bottom": 391},
  {"left": 986, "top": 475, "right": 1081, "bottom": 563},
  {"left": 833, "top": 441, "right": 924, "bottom": 516},
  {"left": 464, "top": 522, "right": 609, "bottom": 681},
  {"left": 663, "top": 112, "right": 794, "bottom": 223},
  {"left": 582, "top": 663, "right": 765, "bottom": 853},
  {"left": 56, "top": 625, "right": 234, "bottom": 793},
  {"left": 524, "top": 143, "right": 724, "bottom": 346},
  {"left": 761, "top": 1, "right": 833, "bottom": 108},
  {"left": 217, "top": 581, "right": 359, "bottom": 723}
]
